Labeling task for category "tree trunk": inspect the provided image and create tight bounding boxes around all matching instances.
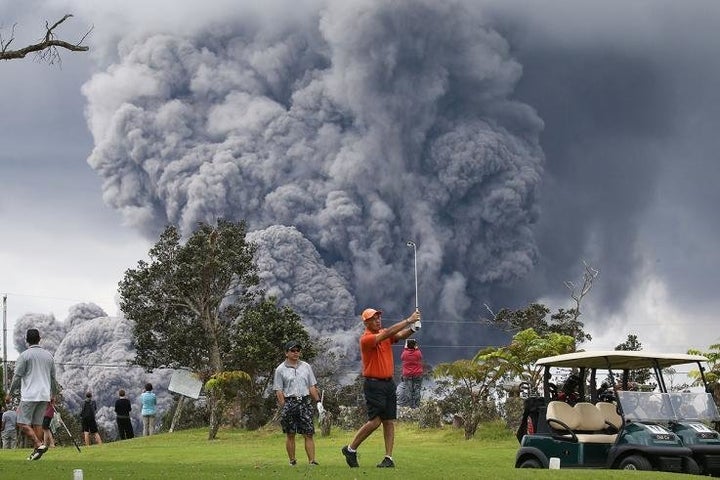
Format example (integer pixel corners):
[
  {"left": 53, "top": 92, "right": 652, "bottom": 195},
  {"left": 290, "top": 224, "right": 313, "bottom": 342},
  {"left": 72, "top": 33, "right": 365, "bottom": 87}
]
[
  {"left": 208, "top": 395, "right": 224, "bottom": 440},
  {"left": 320, "top": 412, "right": 332, "bottom": 437},
  {"left": 200, "top": 311, "right": 224, "bottom": 440},
  {"left": 200, "top": 311, "right": 224, "bottom": 374},
  {"left": 169, "top": 395, "right": 186, "bottom": 432}
]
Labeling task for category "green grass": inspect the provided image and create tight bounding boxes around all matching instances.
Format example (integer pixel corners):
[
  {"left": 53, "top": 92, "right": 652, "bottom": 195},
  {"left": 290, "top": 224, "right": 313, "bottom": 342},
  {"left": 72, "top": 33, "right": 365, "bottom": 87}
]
[{"left": 0, "top": 422, "right": 691, "bottom": 479}]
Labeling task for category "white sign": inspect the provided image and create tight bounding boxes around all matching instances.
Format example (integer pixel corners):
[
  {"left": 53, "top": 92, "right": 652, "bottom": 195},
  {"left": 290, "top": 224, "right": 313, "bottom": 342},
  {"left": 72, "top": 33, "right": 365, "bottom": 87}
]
[{"left": 168, "top": 369, "right": 203, "bottom": 399}]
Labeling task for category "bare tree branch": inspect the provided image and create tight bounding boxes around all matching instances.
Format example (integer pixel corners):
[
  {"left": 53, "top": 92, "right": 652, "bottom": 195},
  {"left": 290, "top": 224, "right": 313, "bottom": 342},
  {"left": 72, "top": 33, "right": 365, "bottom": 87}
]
[
  {"left": 564, "top": 260, "right": 599, "bottom": 313},
  {"left": 1, "top": 14, "right": 91, "bottom": 65},
  {"left": 483, "top": 303, "right": 497, "bottom": 321}
]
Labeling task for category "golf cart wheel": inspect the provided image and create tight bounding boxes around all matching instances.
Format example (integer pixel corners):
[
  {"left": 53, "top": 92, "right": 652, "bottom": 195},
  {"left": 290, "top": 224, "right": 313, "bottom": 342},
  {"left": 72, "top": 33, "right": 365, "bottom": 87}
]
[
  {"left": 619, "top": 455, "right": 652, "bottom": 471},
  {"left": 518, "top": 458, "right": 542, "bottom": 468},
  {"left": 684, "top": 457, "right": 701, "bottom": 475}
]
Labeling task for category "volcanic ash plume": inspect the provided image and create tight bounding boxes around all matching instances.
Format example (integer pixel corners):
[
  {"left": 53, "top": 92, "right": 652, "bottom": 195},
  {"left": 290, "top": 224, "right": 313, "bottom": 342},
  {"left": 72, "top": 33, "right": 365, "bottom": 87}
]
[{"left": 82, "top": 0, "right": 544, "bottom": 356}]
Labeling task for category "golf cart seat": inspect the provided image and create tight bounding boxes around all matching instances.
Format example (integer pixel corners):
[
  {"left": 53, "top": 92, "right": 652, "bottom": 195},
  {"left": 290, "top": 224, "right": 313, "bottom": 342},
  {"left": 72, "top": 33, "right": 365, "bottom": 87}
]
[
  {"left": 596, "top": 401, "right": 623, "bottom": 431},
  {"left": 546, "top": 401, "right": 618, "bottom": 443},
  {"left": 573, "top": 402, "right": 618, "bottom": 443},
  {"left": 546, "top": 401, "right": 581, "bottom": 440}
]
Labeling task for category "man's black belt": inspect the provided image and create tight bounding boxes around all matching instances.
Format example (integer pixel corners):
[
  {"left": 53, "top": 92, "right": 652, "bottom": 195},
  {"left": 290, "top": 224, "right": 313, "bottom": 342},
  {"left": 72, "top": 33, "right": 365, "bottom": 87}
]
[
  {"left": 285, "top": 395, "right": 311, "bottom": 401},
  {"left": 365, "top": 377, "right": 393, "bottom": 382}
]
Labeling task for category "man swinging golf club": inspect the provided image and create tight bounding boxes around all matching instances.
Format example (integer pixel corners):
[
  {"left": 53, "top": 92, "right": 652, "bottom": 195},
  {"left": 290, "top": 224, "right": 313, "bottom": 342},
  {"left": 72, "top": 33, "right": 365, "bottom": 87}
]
[{"left": 341, "top": 306, "right": 421, "bottom": 468}]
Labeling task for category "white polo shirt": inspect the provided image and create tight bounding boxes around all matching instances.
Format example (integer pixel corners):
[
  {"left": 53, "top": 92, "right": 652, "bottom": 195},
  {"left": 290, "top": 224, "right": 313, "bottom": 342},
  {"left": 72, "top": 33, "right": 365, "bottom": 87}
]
[{"left": 273, "top": 360, "right": 317, "bottom": 398}]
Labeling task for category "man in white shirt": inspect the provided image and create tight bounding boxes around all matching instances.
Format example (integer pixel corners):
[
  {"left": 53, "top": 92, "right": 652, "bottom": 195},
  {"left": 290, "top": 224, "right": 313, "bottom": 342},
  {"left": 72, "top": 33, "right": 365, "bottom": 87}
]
[
  {"left": 5, "top": 329, "right": 59, "bottom": 460},
  {"left": 273, "top": 340, "right": 322, "bottom": 466}
]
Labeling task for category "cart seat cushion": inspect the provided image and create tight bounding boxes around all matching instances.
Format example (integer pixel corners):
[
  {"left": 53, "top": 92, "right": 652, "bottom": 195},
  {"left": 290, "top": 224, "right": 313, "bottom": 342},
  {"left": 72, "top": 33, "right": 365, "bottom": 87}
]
[
  {"left": 596, "top": 401, "right": 623, "bottom": 430},
  {"left": 547, "top": 401, "right": 581, "bottom": 430},
  {"left": 574, "top": 402, "right": 607, "bottom": 431}
]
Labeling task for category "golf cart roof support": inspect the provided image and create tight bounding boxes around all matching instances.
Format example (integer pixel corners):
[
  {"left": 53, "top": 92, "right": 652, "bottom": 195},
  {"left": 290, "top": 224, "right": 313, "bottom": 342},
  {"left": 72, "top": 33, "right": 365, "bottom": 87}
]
[
  {"left": 698, "top": 362, "right": 711, "bottom": 392},
  {"left": 651, "top": 359, "right": 669, "bottom": 393}
]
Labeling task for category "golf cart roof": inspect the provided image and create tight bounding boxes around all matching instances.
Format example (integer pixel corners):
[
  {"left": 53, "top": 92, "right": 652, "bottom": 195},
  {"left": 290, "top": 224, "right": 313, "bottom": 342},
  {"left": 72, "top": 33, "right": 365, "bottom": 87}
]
[{"left": 536, "top": 350, "right": 708, "bottom": 369}]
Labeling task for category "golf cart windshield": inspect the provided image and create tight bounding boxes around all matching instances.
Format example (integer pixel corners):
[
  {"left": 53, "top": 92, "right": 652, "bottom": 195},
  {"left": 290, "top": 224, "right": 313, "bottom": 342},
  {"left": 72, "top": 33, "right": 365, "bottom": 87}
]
[{"left": 618, "top": 391, "right": 720, "bottom": 423}]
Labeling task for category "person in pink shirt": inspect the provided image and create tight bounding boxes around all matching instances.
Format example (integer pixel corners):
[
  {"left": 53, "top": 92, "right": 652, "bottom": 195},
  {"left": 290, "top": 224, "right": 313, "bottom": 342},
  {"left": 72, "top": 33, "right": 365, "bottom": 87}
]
[
  {"left": 401, "top": 339, "right": 423, "bottom": 408},
  {"left": 41, "top": 400, "right": 56, "bottom": 448}
]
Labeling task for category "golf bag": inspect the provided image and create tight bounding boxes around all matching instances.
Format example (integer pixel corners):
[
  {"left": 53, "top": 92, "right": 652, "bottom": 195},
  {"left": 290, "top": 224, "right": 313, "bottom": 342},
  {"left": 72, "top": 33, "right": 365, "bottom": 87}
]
[{"left": 516, "top": 397, "right": 547, "bottom": 443}]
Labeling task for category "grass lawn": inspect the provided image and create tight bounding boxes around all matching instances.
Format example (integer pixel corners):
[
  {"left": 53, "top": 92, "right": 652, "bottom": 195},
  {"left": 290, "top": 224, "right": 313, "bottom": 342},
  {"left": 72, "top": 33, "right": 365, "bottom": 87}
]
[{"left": 0, "top": 422, "right": 691, "bottom": 479}]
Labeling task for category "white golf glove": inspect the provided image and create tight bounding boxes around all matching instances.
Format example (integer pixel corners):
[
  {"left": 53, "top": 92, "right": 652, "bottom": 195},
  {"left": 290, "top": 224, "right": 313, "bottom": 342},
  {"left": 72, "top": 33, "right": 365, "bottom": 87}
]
[
  {"left": 316, "top": 402, "right": 326, "bottom": 421},
  {"left": 410, "top": 321, "right": 421, "bottom": 332}
]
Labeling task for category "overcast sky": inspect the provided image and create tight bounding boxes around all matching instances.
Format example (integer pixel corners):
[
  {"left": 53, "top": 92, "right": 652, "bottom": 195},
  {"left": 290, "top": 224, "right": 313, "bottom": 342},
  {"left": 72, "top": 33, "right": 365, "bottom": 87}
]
[{"left": 2, "top": 0, "right": 720, "bottom": 366}]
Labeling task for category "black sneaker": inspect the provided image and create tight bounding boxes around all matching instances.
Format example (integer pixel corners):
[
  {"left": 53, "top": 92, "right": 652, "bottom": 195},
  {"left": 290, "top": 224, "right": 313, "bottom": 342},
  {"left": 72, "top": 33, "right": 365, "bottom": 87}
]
[
  {"left": 309, "top": 460, "right": 319, "bottom": 465},
  {"left": 289, "top": 459, "right": 297, "bottom": 466},
  {"left": 341, "top": 445, "right": 359, "bottom": 468},
  {"left": 28, "top": 445, "right": 48, "bottom": 461},
  {"left": 377, "top": 456, "right": 395, "bottom": 468}
]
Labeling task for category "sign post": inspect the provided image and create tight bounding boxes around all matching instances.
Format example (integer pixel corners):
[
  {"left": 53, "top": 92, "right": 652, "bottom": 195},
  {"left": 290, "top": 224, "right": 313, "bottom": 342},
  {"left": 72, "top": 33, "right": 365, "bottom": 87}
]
[{"left": 168, "top": 369, "right": 203, "bottom": 432}]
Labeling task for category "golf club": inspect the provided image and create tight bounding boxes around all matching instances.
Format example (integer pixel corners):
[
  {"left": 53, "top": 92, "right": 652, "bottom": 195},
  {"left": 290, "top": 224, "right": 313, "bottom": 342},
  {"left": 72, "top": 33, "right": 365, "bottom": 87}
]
[
  {"left": 406, "top": 241, "right": 418, "bottom": 310},
  {"left": 52, "top": 404, "right": 82, "bottom": 453}
]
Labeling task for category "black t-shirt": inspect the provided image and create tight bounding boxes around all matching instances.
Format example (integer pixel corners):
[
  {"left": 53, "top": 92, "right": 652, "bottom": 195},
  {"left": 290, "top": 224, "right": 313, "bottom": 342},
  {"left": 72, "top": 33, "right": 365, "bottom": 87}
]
[
  {"left": 80, "top": 399, "right": 97, "bottom": 419},
  {"left": 115, "top": 397, "right": 132, "bottom": 417}
]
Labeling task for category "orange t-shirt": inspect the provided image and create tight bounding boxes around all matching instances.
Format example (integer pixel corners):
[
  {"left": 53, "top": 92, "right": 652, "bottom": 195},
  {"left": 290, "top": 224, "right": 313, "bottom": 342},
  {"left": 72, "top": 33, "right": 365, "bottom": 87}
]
[{"left": 360, "top": 328, "right": 396, "bottom": 378}]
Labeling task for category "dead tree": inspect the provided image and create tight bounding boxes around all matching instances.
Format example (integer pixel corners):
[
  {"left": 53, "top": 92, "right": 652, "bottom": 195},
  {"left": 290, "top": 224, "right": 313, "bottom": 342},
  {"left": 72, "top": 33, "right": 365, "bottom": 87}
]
[
  {"left": 563, "top": 260, "right": 600, "bottom": 325},
  {"left": 1, "top": 14, "right": 91, "bottom": 64}
]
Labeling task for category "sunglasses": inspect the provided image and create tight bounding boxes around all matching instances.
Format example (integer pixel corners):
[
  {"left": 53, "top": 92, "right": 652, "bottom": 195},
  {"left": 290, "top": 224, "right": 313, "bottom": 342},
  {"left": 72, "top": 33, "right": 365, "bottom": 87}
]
[{"left": 289, "top": 348, "right": 301, "bottom": 353}]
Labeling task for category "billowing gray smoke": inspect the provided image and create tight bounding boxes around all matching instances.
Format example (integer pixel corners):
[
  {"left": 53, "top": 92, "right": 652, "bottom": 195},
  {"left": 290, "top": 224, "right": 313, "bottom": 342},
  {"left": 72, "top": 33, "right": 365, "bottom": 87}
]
[
  {"left": 13, "top": 306, "right": 172, "bottom": 437},
  {"left": 82, "top": 0, "right": 544, "bottom": 359}
]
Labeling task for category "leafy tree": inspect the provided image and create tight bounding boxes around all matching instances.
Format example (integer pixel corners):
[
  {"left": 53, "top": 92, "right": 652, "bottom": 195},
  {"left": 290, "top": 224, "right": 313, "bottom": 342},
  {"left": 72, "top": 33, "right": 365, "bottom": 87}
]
[
  {"left": 662, "top": 367, "right": 691, "bottom": 392},
  {"left": 120, "top": 220, "right": 259, "bottom": 377},
  {"left": 492, "top": 303, "right": 551, "bottom": 334},
  {"left": 474, "top": 328, "right": 575, "bottom": 393},
  {"left": 688, "top": 344, "right": 720, "bottom": 404},
  {"left": 430, "top": 329, "right": 573, "bottom": 439},
  {"left": 204, "top": 371, "right": 251, "bottom": 439},
  {"left": 615, "top": 334, "right": 643, "bottom": 352},
  {"left": 615, "top": 334, "right": 652, "bottom": 386},
  {"left": 489, "top": 303, "right": 591, "bottom": 348},
  {"left": 433, "top": 359, "right": 501, "bottom": 439},
  {"left": 486, "top": 262, "right": 598, "bottom": 348},
  {"left": 120, "top": 220, "right": 262, "bottom": 438},
  {"left": 549, "top": 308, "right": 592, "bottom": 346},
  {"left": 224, "top": 297, "right": 317, "bottom": 429},
  {"left": 1, "top": 14, "right": 90, "bottom": 63}
]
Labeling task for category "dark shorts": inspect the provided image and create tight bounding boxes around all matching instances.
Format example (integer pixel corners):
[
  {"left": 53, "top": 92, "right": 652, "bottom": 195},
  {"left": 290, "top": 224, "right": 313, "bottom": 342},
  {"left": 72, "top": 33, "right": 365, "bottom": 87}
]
[
  {"left": 280, "top": 397, "right": 315, "bottom": 436},
  {"left": 364, "top": 378, "right": 397, "bottom": 421},
  {"left": 82, "top": 417, "right": 99, "bottom": 434}
]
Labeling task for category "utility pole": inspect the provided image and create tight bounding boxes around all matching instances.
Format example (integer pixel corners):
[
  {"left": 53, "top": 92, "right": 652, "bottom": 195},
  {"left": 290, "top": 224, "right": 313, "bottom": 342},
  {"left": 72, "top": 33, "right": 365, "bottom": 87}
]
[{"left": 2, "top": 294, "right": 7, "bottom": 393}]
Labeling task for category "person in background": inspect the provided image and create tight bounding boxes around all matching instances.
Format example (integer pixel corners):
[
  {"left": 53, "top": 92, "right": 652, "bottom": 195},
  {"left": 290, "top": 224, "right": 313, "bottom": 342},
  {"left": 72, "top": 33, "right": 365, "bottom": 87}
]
[
  {"left": 41, "top": 399, "right": 56, "bottom": 448},
  {"left": 114, "top": 389, "right": 134, "bottom": 440},
  {"left": 140, "top": 383, "right": 157, "bottom": 436},
  {"left": 80, "top": 392, "right": 103, "bottom": 446},
  {"left": 273, "top": 340, "right": 323, "bottom": 466},
  {"left": 341, "top": 307, "right": 421, "bottom": 468},
  {"left": 1, "top": 404, "right": 18, "bottom": 449},
  {"left": 4, "top": 328, "right": 59, "bottom": 460},
  {"left": 401, "top": 338, "right": 423, "bottom": 408}
]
